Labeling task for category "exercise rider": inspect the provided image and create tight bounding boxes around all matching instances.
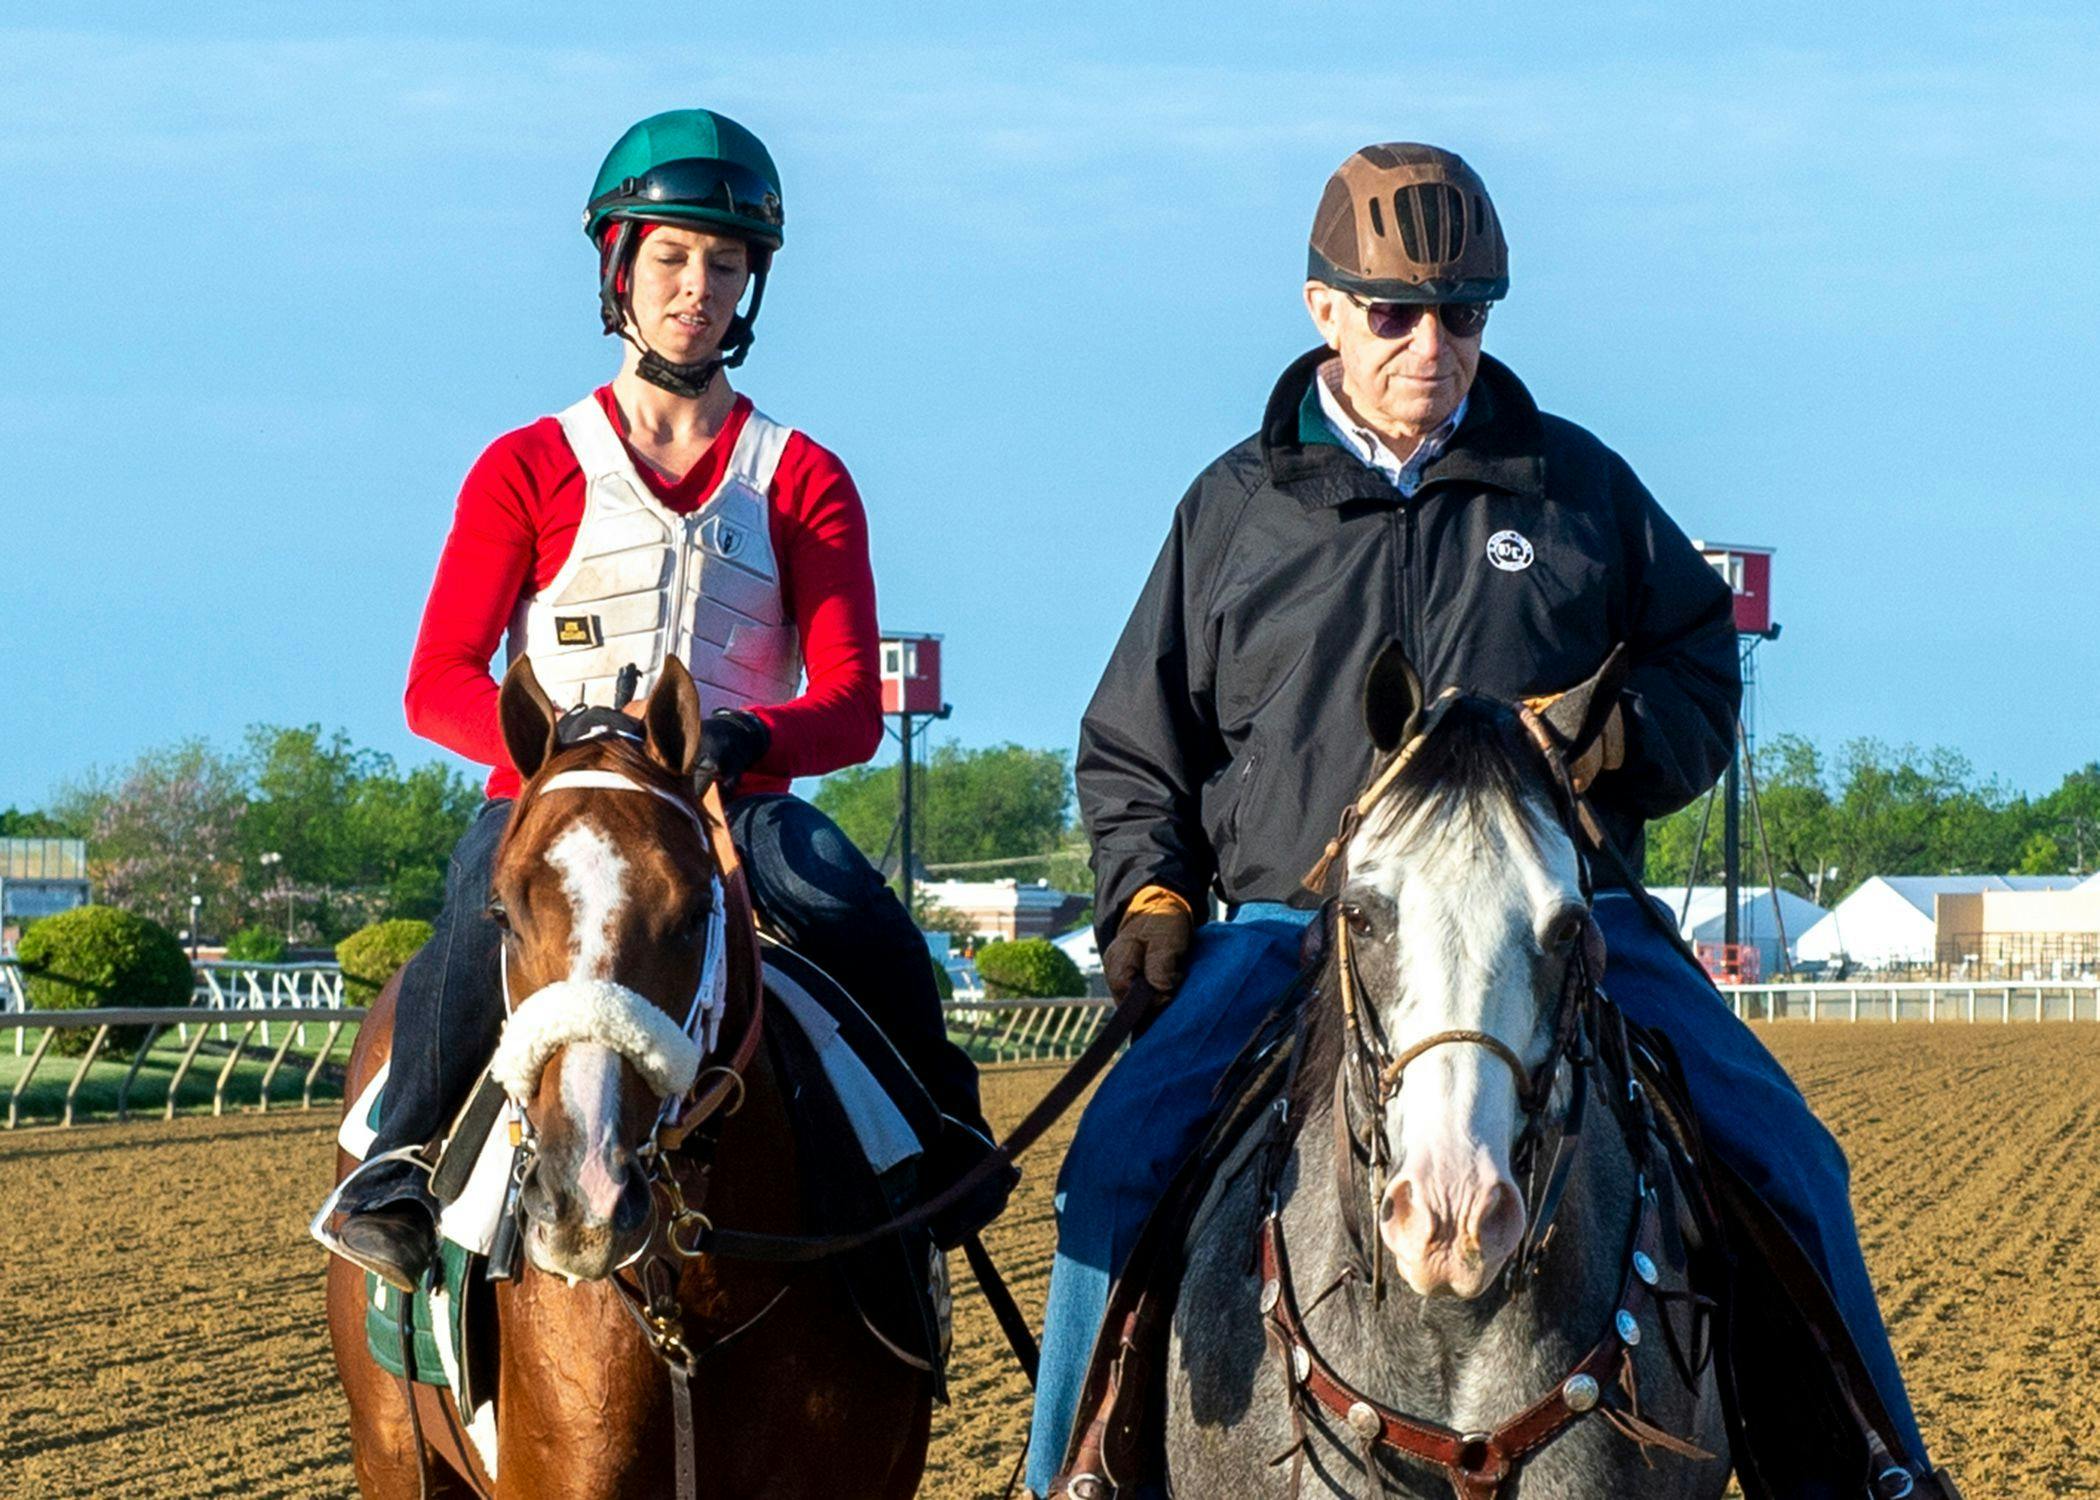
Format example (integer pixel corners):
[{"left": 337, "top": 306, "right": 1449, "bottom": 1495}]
[
  {"left": 1029, "top": 145, "right": 1958, "bottom": 1499},
  {"left": 317, "top": 109, "right": 1010, "bottom": 1291}
]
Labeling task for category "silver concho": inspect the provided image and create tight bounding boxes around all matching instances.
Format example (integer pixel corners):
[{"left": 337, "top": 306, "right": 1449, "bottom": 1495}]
[
  {"left": 1561, "top": 1373, "right": 1601, "bottom": 1412},
  {"left": 1632, "top": 1250, "right": 1659, "bottom": 1286},
  {"left": 1346, "top": 1401, "right": 1383, "bottom": 1440},
  {"left": 1291, "top": 1346, "right": 1311, "bottom": 1384},
  {"left": 1260, "top": 1278, "right": 1281, "bottom": 1314},
  {"left": 1615, "top": 1309, "right": 1642, "bottom": 1346}
]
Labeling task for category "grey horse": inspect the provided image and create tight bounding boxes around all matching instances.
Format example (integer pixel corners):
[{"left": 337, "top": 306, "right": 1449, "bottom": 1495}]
[{"left": 1166, "top": 659, "right": 1730, "bottom": 1499}]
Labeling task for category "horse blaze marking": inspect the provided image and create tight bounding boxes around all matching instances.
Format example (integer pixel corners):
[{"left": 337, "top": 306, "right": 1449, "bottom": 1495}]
[{"left": 546, "top": 821, "right": 629, "bottom": 980}]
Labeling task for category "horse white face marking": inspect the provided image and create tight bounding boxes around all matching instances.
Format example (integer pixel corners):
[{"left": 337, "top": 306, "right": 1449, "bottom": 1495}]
[
  {"left": 558, "top": 1041, "right": 629, "bottom": 1224},
  {"left": 1349, "top": 783, "right": 1585, "bottom": 1296},
  {"left": 546, "top": 820, "right": 629, "bottom": 980}
]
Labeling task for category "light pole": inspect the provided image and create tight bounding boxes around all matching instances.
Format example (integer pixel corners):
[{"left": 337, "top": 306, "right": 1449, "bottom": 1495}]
[
  {"left": 259, "top": 851, "right": 290, "bottom": 945},
  {"left": 187, "top": 888, "right": 202, "bottom": 961}
]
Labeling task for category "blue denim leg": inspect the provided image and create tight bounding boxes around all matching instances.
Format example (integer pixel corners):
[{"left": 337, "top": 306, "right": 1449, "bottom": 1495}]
[
  {"left": 1593, "top": 890, "right": 1926, "bottom": 1460},
  {"left": 1025, "top": 903, "right": 1313, "bottom": 1492}
]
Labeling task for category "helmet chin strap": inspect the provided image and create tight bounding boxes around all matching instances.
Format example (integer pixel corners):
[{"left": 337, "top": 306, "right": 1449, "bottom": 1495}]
[{"left": 598, "top": 219, "right": 769, "bottom": 398}]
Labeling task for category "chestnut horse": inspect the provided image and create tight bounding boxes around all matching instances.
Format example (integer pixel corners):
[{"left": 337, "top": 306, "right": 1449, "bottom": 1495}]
[{"left": 326, "top": 658, "right": 931, "bottom": 1498}]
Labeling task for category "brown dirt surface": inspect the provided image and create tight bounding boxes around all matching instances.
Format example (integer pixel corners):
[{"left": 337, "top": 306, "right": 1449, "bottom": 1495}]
[{"left": 2, "top": 1028, "right": 2095, "bottom": 1497}]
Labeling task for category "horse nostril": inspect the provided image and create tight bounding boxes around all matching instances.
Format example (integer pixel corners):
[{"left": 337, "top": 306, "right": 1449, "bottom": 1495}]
[
  {"left": 1382, "top": 1180, "right": 1411, "bottom": 1224},
  {"left": 613, "top": 1170, "right": 651, "bottom": 1233},
  {"left": 518, "top": 1161, "right": 558, "bottom": 1226}
]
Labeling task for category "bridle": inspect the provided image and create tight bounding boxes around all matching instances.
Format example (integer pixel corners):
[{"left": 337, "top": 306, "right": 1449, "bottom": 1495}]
[
  {"left": 1255, "top": 693, "right": 1713, "bottom": 1500},
  {"left": 488, "top": 753, "right": 774, "bottom": 1500}
]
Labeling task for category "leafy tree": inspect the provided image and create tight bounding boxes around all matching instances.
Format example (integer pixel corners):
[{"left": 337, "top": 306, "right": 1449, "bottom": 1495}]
[
  {"left": 0, "top": 806, "right": 82, "bottom": 838},
  {"left": 224, "top": 926, "right": 288, "bottom": 963},
  {"left": 2039, "top": 763, "right": 2100, "bottom": 873},
  {"left": 1646, "top": 734, "right": 2082, "bottom": 903},
  {"left": 48, "top": 742, "right": 250, "bottom": 933},
  {"left": 815, "top": 743, "right": 1073, "bottom": 871}
]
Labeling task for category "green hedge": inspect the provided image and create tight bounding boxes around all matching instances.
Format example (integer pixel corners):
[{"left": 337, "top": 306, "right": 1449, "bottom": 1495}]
[
  {"left": 974, "top": 938, "right": 1083, "bottom": 1000},
  {"left": 224, "top": 926, "right": 287, "bottom": 963},
  {"left": 337, "top": 918, "right": 434, "bottom": 1002},
  {"left": 14, "top": 904, "right": 195, "bottom": 1055},
  {"left": 931, "top": 957, "right": 955, "bottom": 1001}
]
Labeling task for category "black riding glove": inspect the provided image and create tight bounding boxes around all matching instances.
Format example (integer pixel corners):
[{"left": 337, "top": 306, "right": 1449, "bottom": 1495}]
[{"left": 694, "top": 709, "right": 771, "bottom": 794}]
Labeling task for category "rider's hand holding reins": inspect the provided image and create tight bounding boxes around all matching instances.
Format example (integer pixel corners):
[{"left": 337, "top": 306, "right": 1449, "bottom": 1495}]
[
  {"left": 692, "top": 709, "right": 770, "bottom": 793},
  {"left": 1104, "top": 885, "right": 1195, "bottom": 1008}
]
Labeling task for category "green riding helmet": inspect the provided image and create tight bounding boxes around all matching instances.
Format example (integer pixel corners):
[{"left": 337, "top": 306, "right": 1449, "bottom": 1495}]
[
  {"left": 584, "top": 108, "right": 784, "bottom": 249},
  {"left": 587, "top": 109, "right": 784, "bottom": 393}
]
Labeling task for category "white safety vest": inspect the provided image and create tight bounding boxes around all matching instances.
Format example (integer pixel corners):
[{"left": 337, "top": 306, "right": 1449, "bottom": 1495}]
[{"left": 508, "top": 396, "right": 803, "bottom": 716}]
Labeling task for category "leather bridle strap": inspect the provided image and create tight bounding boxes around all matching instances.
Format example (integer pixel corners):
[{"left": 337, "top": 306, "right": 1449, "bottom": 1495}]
[
  {"left": 1259, "top": 1184, "right": 1669, "bottom": 1500},
  {"left": 1378, "top": 1028, "right": 1535, "bottom": 1108},
  {"left": 656, "top": 781, "right": 765, "bottom": 1151}
]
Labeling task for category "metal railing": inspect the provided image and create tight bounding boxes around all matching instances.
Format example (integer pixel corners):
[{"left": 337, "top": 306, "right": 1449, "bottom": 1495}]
[
  {"left": 1726, "top": 981, "right": 2100, "bottom": 1023},
  {"left": 943, "top": 997, "right": 1114, "bottom": 1062},
  {"left": 1, "top": 1005, "right": 369, "bottom": 1128}
]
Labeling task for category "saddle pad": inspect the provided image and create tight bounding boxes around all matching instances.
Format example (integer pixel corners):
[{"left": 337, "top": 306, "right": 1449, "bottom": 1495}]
[
  {"left": 363, "top": 1240, "right": 502, "bottom": 1475},
  {"left": 764, "top": 961, "right": 925, "bottom": 1174},
  {"left": 338, "top": 1061, "right": 520, "bottom": 1257}
]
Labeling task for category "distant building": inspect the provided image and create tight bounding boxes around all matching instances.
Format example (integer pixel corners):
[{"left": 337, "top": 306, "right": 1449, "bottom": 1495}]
[
  {"left": 1794, "top": 876, "right": 2083, "bottom": 973},
  {"left": 1644, "top": 885, "right": 1828, "bottom": 980},
  {"left": 1934, "top": 882, "right": 2100, "bottom": 979},
  {"left": 916, "top": 878, "right": 1088, "bottom": 943},
  {"left": 1, "top": 838, "right": 91, "bottom": 953}
]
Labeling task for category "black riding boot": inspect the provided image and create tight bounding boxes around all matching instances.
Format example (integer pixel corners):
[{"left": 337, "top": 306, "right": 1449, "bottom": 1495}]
[{"left": 324, "top": 798, "right": 511, "bottom": 1287}]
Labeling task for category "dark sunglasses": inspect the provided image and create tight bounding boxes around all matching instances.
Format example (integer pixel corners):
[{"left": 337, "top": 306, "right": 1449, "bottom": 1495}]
[{"left": 1345, "top": 295, "right": 1491, "bottom": 340}]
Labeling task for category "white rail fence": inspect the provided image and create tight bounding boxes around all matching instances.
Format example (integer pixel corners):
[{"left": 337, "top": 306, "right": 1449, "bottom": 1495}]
[
  {"left": 1726, "top": 981, "right": 2100, "bottom": 1024},
  {"left": 3, "top": 959, "right": 355, "bottom": 1055},
  {"left": 2, "top": 1005, "right": 369, "bottom": 1129}
]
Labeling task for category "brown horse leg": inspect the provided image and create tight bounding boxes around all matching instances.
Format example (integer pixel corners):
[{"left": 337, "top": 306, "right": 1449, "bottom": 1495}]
[{"left": 330, "top": 1253, "right": 478, "bottom": 1496}]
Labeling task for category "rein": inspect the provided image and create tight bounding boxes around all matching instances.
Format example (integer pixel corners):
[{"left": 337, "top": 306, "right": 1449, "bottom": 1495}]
[{"left": 1259, "top": 697, "right": 1712, "bottom": 1499}]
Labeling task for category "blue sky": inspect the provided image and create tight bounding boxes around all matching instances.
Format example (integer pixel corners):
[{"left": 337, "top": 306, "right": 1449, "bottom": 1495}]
[{"left": 3, "top": 2, "right": 2096, "bottom": 806}]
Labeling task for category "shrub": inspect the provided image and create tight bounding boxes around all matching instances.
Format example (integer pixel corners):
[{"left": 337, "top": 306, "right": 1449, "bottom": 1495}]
[
  {"left": 337, "top": 918, "right": 434, "bottom": 1002},
  {"left": 224, "top": 926, "right": 287, "bottom": 964},
  {"left": 931, "top": 957, "right": 955, "bottom": 1001},
  {"left": 14, "top": 904, "right": 194, "bottom": 1055},
  {"left": 974, "top": 938, "right": 1083, "bottom": 1000}
]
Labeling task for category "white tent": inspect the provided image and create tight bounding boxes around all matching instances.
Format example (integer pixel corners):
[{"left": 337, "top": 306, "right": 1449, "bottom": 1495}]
[
  {"left": 1643, "top": 885, "right": 1827, "bottom": 978},
  {"left": 1793, "top": 875, "right": 2082, "bottom": 971}
]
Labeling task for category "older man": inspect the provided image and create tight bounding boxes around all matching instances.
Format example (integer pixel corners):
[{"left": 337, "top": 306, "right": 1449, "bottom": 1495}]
[{"left": 1027, "top": 145, "right": 1955, "bottom": 1499}]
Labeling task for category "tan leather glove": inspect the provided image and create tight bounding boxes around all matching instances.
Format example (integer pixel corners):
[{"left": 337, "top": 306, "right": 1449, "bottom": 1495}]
[{"left": 1102, "top": 885, "right": 1195, "bottom": 1001}]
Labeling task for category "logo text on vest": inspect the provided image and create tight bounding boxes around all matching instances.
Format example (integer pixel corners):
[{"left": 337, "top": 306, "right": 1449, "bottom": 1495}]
[{"left": 554, "top": 615, "right": 603, "bottom": 647}]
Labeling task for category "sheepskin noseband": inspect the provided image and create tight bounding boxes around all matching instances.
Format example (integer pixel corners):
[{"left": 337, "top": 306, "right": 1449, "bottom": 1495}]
[{"left": 491, "top": 978, "right": 702, "bottom": 1102}]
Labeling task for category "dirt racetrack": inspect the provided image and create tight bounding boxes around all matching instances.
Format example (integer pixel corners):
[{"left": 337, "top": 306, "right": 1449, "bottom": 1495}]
[{"left": 3, "top": 1023, "right": 2096, "bottom": 1497}]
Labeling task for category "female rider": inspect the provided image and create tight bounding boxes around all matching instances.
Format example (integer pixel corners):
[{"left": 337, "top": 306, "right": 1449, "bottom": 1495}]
[{"left": 318, "top": 109, "right": 1008, "bottom": 1290}]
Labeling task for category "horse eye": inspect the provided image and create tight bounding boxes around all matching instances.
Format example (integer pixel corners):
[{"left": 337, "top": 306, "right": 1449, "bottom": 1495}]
[
  {"left": 1549, "top": 912, "right": 1584, "bottom": 949},
  {"left": 1341, "top": 902, "right": 1374, "bottom": 936},
  {"left": 485, "top": 899, "right": 511, "bottom": 931}
]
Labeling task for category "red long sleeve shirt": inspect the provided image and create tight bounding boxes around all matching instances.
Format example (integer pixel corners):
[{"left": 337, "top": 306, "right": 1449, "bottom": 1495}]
[{"left": 405, "top": 387, "right": 882, "bottom": 800}]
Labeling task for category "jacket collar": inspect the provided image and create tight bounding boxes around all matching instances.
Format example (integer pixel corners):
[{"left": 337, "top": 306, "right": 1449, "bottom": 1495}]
[{"left": 1262, "top": 347, "right": 1548, "bottom": 508}]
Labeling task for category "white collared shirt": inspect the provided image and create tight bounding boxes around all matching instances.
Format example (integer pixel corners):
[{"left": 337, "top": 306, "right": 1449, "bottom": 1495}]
[{"left": 1314, "top": 358, "right": 1467, "bottom": 498}]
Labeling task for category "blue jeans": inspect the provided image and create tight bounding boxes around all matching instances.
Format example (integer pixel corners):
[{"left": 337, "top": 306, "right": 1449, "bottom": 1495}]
[
  {"left": 1026, "top": 903, "right": 1315, "bottom": 1492},
  {"left": 1024, "top": 893, "right": 1924, "bottom": 1491}
]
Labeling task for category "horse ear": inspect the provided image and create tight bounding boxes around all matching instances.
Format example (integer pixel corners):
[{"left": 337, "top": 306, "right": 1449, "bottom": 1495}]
[
  {"left": 499, "top": 656, "right": 561, "bottom": 782},
  {"left": 1539, "top": 644, "right": 1630, "bottom": 760},
  {"left": 643, "top": 657, "right": 705, "bottom": 777},
  {"left": 1363, "top": 640, "right": 1425, "bottom": 753}
]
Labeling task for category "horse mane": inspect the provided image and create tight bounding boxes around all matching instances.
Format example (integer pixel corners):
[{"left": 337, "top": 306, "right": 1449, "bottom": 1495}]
[{"left": 1288, "top": 693, "right": 1556, "bottom": 1122}]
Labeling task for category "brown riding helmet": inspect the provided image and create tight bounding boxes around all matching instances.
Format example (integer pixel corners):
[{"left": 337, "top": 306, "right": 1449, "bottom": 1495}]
[{"left": 1308, "top": 143, "right": 1509, "bottom": 304}]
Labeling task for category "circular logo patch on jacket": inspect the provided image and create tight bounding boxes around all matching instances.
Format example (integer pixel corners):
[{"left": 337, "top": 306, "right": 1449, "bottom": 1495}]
[{"left": 1486, "top": 530, "right": 1534, "bottom": 572}]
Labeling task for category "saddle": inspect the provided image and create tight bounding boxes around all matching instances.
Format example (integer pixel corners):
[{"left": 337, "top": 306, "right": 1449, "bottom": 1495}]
[{"left": 1051, "top": 976, "right": 1724, "bottom": 1498}]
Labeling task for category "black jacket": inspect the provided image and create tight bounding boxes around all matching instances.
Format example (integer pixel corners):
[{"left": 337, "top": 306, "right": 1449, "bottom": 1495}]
[{"left": 1077, "top": 348, "right": 1741, "bottom": 940}]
